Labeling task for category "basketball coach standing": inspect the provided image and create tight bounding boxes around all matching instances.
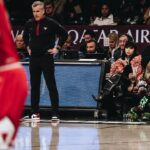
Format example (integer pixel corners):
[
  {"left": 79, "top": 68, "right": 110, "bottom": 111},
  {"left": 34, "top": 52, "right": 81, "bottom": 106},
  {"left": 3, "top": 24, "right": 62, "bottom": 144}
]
[{"left": 23, "top": 1, "right": 68, "bottom": 120}]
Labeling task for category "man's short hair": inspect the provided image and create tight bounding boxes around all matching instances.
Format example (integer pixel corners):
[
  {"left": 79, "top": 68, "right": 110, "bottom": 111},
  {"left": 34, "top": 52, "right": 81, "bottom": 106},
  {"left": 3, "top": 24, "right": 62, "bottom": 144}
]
[
  {"left": 108, "top": 32, "right": 118, "bottom": 41},
  {"left": 32, "top": 1, "right": 44, "bottom": 8},
  {"left": 86, "top": 39, "right": 96, "bottom": 44},
  {"left": 44, "top": 0, "right": 54, "bottom": 7},
  {"left": 84, "top": 29, "right": 95, "bottom": 38},
  {"left": 119, "top": 33, "right": 133, "bottom": 42}
]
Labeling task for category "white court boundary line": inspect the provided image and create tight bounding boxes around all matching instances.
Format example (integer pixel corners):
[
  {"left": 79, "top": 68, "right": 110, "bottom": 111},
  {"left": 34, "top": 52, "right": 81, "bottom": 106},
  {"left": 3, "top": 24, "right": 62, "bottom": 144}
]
[{"left": 21, "top": 118, "right": 148, "bottom": 125}]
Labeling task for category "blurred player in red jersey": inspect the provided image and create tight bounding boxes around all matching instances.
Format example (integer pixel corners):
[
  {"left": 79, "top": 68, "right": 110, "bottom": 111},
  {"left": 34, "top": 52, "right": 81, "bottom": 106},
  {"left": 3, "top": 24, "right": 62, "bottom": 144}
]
[{"left": 0, "top": 0, "right": 28, "bottom": 148}]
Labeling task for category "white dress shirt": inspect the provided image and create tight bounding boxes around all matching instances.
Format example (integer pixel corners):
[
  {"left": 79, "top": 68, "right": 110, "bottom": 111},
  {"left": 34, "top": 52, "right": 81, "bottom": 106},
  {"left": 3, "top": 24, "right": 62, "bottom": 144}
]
[{"left": 93, "top": 14, "right": 116, "bottom": 26}]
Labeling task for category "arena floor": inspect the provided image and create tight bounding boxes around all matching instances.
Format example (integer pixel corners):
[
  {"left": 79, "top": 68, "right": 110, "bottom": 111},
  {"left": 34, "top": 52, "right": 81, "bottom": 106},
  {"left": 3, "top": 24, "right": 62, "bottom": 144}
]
[{"left": 12, "top": 119, "right": 150, "bottom": 150}]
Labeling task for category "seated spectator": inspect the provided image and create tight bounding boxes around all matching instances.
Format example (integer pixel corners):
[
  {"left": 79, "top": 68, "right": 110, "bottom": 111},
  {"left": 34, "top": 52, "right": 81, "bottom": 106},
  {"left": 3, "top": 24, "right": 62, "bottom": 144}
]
[
  {"left": 109, "top": 41, "right": 140, "bottom": 81},
  {"left": 88, "top": 0, "right": 100, "bottom": 24},
  {"left": 102, "top": 32, "right": 119, "bottom": 76},
  {"left": 119, "top": 0, "right": 140, "bottom": 24},
  {"left": 15, "top": 34, "right": 29, "bottom": 61},
  {"left": 113, "top": 33, "right": 133, "bottom": 61},
  {"left": 105, "top": 32, "right": 118, "bottom": 63},
  {"left": 99, "top": 41, "right": 140, "bottom": 120},
  {"left": 93, "top": 34, "right": 133, "bottom": 103},
  {"left": 121, "top": 44, "right": 150, "bottom": 121},
  {"left": 80, "top": 39, "right": 105, "bottom": 59},
  {"left": 91, "top": 3, "right": 117, "bottom": 26},
  {"left": 119, "top": 42, "right": 141, "bottom": 94},
  {"left": 63, "top": 0, "right": 84, "bottom": 25},
  {"left": 144, "top": 6, "right": 150, "bottom": 24},
  {"left": 141, "top": 45, "right": 150, "bottom": 69},
  {"left": 44, "top": 0, "right": 64, "bottom": 24},
  {"left": 136, "top": 0, "right": 149, "bottom": 24},
  {"left": 79, "top": 29, "right": 95, "bottom": 53},
  {"left": 59, "top": 35, "right": 79, "bottom": 59},
  {"left": 127, "top": 59, "right": 150, "bottom": 121},
  {"left": 86, "top": 40, "right": 101, "bottom": 54},
  {"left": 104, "top": 33, "right": 131, "bottom": 77}
]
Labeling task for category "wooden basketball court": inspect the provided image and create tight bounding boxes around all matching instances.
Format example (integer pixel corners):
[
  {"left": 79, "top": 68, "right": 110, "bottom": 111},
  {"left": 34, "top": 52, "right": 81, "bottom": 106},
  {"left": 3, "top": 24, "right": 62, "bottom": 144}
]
[{"left": 12, "top": 119, "right": 150, "bottom": 150}]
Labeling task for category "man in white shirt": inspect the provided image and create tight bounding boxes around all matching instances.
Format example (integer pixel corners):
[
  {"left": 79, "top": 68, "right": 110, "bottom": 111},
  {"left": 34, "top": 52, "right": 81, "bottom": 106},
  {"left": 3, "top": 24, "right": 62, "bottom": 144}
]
[{"left": 92, "top": 3, "right": 117, "bottom": 26}]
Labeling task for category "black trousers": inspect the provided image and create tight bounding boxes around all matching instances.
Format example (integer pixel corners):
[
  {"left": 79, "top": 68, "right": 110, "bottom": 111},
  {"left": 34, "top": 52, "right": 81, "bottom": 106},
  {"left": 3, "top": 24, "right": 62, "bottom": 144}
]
[
  {"left": 103, "top": 93, "right": 117, "bottom": 118},
  {"left": 29, "top": 54, "right": 59, "bottom": 114}
]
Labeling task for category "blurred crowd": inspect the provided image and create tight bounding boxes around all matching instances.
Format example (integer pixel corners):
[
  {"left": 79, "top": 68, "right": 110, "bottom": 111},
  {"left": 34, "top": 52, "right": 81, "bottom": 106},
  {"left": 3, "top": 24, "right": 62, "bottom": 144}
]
[{"left": 5, "top": 0, "right": 150, "bottom": 25}]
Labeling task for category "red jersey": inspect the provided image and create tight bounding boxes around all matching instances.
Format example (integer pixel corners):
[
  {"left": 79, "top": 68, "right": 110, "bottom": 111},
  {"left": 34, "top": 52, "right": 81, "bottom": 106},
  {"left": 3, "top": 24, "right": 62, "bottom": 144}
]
[{"left": 0, "top": 1, "right": 18, "bottom": 66}]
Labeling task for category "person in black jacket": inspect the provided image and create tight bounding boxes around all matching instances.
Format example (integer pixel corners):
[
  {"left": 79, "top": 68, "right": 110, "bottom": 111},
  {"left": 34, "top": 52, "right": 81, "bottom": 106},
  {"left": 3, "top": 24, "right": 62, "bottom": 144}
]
[
  {"left": 44, "top": 0, "right": 64, "bottom": 25},
  {"left": 113, "top": 33, "right": 133, "bottom": 61},
  {"left": 23, "top": 1, "right": 68, "bottom": 120}
]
